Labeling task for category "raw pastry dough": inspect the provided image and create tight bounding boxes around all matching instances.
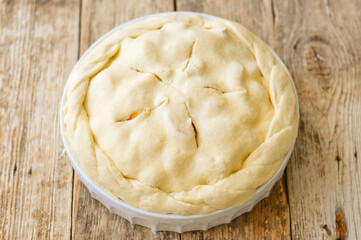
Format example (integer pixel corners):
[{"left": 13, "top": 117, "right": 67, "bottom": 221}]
[{"left": 64, "top": 13, "right": 299, "bottom": 215}]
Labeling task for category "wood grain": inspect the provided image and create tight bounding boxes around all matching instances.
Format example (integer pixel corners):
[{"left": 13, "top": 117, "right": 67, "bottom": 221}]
[
  {"left": 71, "top": 1, "right": 178, "bottom": 239},
  {"left": 0, "top": 0, "right": 79, "bottom": 239},
  {"left": 272, "top": 0, "right": 361, "bottom": 239},
  {"left": 1, "top": 0, "right": 360, "bottom": 239}
]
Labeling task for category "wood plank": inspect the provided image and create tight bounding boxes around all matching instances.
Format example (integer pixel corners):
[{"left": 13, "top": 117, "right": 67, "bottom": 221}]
[
  {"left": 71, "top": 1, "right": 177, "bottom": 239},
  {"left": 272, "top": 0, "right": 361, "bottom": 239},
  {"left": 1, "top": 0, "right": 359, "bottom": 239},
  {"left": 0, "top": 0, "right": 80, "bottom": 239},
  {"left": 176, "top": 1, "right": 291, "bottom": 239}
]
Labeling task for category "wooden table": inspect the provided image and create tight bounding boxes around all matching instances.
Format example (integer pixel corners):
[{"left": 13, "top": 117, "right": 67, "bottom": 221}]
[{"left": 1, "top": 0, "right": 360, "bottom": 239}]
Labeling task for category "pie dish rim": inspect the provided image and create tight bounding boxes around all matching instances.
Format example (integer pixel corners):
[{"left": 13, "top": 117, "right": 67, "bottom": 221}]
[{"left": 59, "top": 11, "right": 299, "bottom": 232}]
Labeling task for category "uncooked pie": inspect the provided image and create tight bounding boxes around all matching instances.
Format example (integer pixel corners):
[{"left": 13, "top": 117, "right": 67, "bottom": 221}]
[{"left": 64, "top": 13, "right": 299, "bottom": 215}]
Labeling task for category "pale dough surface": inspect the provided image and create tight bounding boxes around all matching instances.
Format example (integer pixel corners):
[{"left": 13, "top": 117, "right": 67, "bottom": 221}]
[{"left": 64, "top": 13, "right": 299, "bottom": 215}]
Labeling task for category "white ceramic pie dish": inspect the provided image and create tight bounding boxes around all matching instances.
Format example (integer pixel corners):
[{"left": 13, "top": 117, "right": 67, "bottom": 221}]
[{"left": 60, "top": 12, "right": 299, "bottom": 233}]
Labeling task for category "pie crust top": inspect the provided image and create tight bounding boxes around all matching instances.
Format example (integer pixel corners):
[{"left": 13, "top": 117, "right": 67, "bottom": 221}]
[{"left": 64, "top": 13, "right": 299, "bottom": 215}]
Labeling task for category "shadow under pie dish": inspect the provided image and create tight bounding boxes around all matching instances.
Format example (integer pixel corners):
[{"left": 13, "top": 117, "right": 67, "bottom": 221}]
[{"left": 60, "top": 12, "right": 299, "bottom": 232}]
